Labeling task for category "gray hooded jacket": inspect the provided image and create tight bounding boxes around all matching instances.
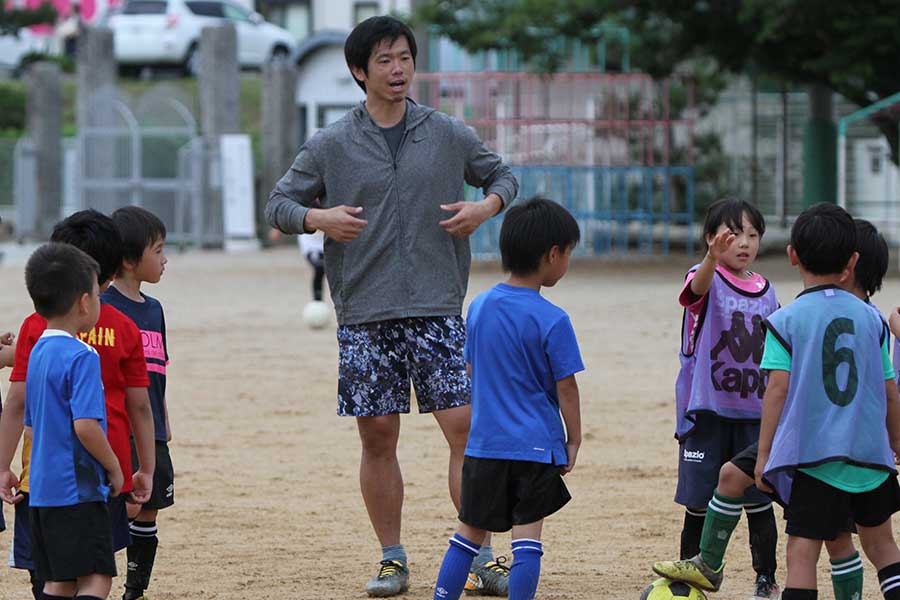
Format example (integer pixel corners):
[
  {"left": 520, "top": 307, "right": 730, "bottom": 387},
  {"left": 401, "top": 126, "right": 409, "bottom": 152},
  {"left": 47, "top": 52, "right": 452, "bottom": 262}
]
[{"left": 266, "top": 99, "right": 519, "bottom": 325}]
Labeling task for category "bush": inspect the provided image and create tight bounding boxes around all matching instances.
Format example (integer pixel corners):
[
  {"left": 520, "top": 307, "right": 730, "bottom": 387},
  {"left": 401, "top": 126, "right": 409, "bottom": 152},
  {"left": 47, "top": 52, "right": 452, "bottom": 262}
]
[
  {"left": 0, "top": 82, "right": 26, "bottom": 132},
  {"left": 17, "top": 52, "right": 76, "bottom": 76}
]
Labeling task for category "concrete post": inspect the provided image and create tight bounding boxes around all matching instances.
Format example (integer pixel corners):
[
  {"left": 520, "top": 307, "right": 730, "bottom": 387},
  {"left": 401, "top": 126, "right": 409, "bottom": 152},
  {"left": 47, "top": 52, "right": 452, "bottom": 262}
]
[
  {"left": 198, "top": 23, "right": 240, "bottom": 244},
  {"left": 76, "top": 26, "right": 118, "bottom": 215},
  {"left": 27, "top": 62, "right": 63, "bottom": 239},
  {"left": 261, "top": 61, "right": 298, "bottom": 240},
  {"left": 76, "top": 27, "right": 116, "bottom": 131}
]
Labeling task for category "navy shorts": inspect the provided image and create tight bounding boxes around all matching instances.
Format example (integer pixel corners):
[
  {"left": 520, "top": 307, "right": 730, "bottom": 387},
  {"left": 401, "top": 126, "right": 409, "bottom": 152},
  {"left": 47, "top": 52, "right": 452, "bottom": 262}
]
[
  {"left": 108, "top": 494, "right": 131, "bottom": 552},
  {"left": 130, "top": 439, "right": 175, "bottom": 510},
  {"left": 11, "top": 492, "right": 33, "bottom": 570},
  {"left": 675, "top": 413, "right": 770, "bottom": 508},
  {"left": 336, "top": 316, "right": 471, "bottom": 417}
]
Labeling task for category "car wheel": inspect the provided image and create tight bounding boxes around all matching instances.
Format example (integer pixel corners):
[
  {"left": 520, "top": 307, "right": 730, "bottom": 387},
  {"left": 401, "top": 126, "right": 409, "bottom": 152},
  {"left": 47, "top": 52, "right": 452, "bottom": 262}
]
[
  {"left": 182, "top": 44, "right": 199, "bottom": 77},
  {"left": 270, "top": 45, "right": 290, "bottom": 63}
]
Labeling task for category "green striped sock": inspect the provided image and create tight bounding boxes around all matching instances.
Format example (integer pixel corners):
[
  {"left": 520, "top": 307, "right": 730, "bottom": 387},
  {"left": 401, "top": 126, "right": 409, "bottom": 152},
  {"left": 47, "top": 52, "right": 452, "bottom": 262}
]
[
  {"left": 831, "top": 551, "right": 863, "bottom": 600},
  {"left": 699, "top": 491, "right": 742, "bottom": 570}
]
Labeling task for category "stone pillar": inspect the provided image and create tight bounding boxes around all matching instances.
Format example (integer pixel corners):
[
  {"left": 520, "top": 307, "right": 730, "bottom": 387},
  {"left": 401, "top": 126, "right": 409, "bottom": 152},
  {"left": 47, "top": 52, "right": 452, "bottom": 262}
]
[
  {"left": 76, "top": 27, "right": 116, "bottom": 131},
  {"left": 76, "top": 26, "right": 118, "bottom": 215},
  {"left": 261, "top": 61, "right": 298, "bottom": 241},
  {"left": 27, "top": 62, "right": 63, "bottom": 239},
  {"left": 198, "top": 23, "right": 240, "bottom": 244}
]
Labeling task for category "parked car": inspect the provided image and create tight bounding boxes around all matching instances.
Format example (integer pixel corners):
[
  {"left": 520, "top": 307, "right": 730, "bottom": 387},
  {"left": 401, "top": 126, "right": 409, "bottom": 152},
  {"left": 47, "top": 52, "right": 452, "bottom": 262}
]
[{"left": 108, "top": 0, "right": 296, "bottom": 75}]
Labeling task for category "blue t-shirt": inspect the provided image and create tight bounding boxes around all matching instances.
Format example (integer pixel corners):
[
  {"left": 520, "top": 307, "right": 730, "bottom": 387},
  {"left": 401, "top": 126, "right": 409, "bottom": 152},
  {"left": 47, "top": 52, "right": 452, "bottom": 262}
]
[
  {"left": 25, "top": 330, "right": 109, "bottom": 507},
  {"left": 102, "top": 286, "right": 169, "bottom": 442},
  {"left": 464, "top": 283, "right": 585, "bottom": 465}
]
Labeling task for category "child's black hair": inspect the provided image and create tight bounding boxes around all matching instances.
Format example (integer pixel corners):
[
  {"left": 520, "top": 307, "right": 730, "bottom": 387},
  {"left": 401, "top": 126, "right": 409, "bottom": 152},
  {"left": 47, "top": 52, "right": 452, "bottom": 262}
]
[
  {"left": 50, "top": 209, "right": 123, "bottom": 286},
  {"left": 790, "top": 203, "right": 857, "bottom": 275},
  {"left": 703, "top": 198, "right": 766, "bottom": 245},
  {"left": 500, "top": 196, "right": 580, "bottom": 275},
  {"left": 853, "top": 218, "right": 889, "bottom": 298},
  {"left": 111, "top": 206, "right": 166, "bottom": 270},
  {"left": 25, "top": 243, "right": 99, "bottom": 319},
  {"left": 344, "top": 15, "right": 417, "bottom": 93}
]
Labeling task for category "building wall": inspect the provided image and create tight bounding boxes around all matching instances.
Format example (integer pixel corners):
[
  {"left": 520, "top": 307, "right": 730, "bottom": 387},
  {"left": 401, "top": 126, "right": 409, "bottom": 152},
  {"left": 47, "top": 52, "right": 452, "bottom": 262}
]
[
  {"left": 296, "top": 45, "right": 363, "bottom": 141},
  {"left": 311, "top": 0, "right": 410, "bottom": 32}
]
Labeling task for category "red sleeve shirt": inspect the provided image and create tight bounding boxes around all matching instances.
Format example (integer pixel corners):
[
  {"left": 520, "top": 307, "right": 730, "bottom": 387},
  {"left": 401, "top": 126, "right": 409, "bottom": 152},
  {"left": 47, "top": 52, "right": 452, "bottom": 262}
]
[
  {"left": 9, "top": 313, "right": 47, "bottom": 383},
  {"left": 11, "top": 308, "right": 150, "bottom": 494},
  {"left": 76, "top": 305, "right": 150, "bottom": 493}
]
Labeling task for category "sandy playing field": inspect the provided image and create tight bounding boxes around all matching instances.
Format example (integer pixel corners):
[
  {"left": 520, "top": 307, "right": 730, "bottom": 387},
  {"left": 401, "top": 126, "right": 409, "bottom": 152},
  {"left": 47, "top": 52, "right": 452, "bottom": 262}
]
[{"left": 0, "top": 247, "right": 897, "bottom": 599}]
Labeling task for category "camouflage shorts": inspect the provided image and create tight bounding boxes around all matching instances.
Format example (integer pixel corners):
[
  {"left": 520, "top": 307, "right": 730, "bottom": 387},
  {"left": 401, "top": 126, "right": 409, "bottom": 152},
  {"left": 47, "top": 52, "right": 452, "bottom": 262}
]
[{"left": 336, "top": 316, "right": 472, "bottom": 417}]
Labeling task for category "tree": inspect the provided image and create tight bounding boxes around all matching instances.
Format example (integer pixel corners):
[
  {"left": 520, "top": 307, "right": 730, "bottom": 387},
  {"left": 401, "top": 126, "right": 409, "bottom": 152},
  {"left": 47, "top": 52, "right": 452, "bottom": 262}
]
[
  {"left": 414, "top": 0, "right": 900, "bottom": 162},
  {"left": 0, "top": 2, "right": 57, "bottom": 37}
]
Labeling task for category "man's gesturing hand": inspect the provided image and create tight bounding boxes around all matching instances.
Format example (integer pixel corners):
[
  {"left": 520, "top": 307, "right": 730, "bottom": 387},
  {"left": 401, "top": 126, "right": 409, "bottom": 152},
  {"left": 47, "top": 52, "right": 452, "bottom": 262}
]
[
  {"left": 439, "top": 196, "right": 500, "bottom": 238},
  {"left": 306, "top": 206, "right": 368, "bottom": 243}
]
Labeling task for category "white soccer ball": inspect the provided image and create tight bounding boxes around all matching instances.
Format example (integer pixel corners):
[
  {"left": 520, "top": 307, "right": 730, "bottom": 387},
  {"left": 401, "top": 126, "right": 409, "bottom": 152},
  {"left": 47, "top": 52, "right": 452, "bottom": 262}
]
[{"left": 302, "top": 301, "right": 331, "bottom": 329}]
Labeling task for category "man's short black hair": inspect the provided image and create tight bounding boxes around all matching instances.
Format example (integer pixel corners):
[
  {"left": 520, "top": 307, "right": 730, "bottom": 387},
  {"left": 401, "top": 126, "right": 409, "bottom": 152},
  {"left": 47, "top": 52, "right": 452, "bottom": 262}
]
[
  {"left": 344, "top": 15, "right": 417, "bottom": 93},
  {"left": 500, "top": 197, "right": 580, "bottom": 275},
  {"left": 111, "top": 206, "right": 166, "bottom": 269},
  {"left": 50, "top": 209, "right": 123, "bottom": 286},
  {"left": 853, "top": 218, "right": 889, "bottom": 298},
  {"left": 703, "top": 197, "right": 766, "bottom": 243},
  {"left": 790, "top": 203, "right": 857, "bottom": 276},
  {"left": 25, "top": 243, "right": 99, "bottom": 319}
]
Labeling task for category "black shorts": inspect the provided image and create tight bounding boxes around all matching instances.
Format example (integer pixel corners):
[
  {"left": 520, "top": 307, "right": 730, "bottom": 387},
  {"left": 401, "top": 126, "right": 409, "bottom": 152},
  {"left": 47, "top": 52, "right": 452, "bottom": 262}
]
[
  {"left": 730, "top": 442, "right": 759, "bottom": 481},
  {"left": 785, "top": 470, "right": 900, "bottom": 540},
  {"left": 131, "top": 439, "right": 175, "bottom": 510},
  {"left": 458, "top": 456, "right": 571, "bottom": 533},
  {"left": 31, "top": 502, "right": 116, "bottom": 581}
]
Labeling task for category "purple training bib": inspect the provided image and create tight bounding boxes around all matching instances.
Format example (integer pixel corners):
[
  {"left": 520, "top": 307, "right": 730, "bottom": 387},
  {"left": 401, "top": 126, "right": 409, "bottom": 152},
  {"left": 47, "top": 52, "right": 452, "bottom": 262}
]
[{"left": 675, "top": 268, "right": 779, "bottom": 439}]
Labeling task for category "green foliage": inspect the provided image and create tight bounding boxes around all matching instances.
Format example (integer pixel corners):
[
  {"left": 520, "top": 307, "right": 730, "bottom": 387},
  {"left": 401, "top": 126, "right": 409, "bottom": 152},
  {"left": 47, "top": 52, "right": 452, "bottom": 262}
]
[
  {"left": 0, "top": 82, "right": 27, "bottom": 131},
  {"left": 415, "top": 0, "right": 900, "bottom": 162},
  {"left": 0, "top": 2, "right": 57, "bottom": 36},
  {"left": 18, "top": 53, "right": 76, "bottom": 76}
]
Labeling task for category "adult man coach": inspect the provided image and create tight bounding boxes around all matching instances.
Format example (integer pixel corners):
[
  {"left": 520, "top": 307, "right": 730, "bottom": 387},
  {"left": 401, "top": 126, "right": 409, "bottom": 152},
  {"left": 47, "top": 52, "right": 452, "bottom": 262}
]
[{"left": 266, "top": 15, "right": 518, "bottom": 598}]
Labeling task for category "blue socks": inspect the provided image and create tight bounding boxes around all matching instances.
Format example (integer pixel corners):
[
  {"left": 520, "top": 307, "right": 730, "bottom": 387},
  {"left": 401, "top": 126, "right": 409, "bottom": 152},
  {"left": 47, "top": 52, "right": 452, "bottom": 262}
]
[
  {"left": 382, "top": 544, "right": 408, "bottom": 565},
  {"left": 510, "top": 539, "right": 543, "bottom": 600},
  {"left": 434, "top": 534, "right": 480, "bottom": 600}
]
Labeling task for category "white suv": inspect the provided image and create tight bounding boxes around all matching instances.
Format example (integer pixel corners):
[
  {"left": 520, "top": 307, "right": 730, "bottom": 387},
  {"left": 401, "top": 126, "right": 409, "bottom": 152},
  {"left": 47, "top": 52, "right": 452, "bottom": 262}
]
[{"left": 108, "top": 0, "right": 296, "bottom": 74}]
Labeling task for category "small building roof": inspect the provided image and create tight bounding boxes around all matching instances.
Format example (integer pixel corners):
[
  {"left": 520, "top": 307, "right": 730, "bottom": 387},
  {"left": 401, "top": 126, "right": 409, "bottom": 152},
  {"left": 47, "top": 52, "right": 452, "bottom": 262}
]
[{"left": 296, "top": 30, "right": 348, "bottom": 66}]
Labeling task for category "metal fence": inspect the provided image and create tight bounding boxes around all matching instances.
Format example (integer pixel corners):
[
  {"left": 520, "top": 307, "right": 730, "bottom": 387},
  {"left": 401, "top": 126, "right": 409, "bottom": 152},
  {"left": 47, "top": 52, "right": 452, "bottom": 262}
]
[
  {"left": 701, "top": 80, "right": 898, "bottom": 230},
  {"left": 416, "top": 71, "right": 697, "bottom": 259},
  {"left": 79, "top": 90, "right": 208, "bottom": 246},
  {"left": 9, "top": 86, "right": 210, "bottom": 245},
  {"left": 468, "top": 165, "right": 694, "bottom": 259}
]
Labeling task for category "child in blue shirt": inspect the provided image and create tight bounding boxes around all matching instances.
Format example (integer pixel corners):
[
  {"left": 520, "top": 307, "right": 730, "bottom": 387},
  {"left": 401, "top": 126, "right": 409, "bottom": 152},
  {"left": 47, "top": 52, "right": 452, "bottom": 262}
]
[
  {"left": 432, "top": 197, "right": 584, "bottom": 600},
  {"left": 22, "top": 243, "right": 123, "bottom": 600}
]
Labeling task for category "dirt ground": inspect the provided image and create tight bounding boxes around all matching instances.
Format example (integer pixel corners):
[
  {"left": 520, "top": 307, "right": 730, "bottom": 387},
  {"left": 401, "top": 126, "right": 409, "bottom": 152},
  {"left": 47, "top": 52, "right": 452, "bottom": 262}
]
[{"left": 0, "top": 248, "right": 897, "bottom": 599}]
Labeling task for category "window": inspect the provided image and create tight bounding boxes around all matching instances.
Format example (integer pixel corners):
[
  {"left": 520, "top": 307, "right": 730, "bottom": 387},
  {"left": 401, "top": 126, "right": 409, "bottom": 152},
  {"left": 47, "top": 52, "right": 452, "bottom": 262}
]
[
  {"left": 185, "top": 1, "right": 224, "bottom": 17},
  {"left": 317, "top": 105, "right": 355, "bottom": 129},
  {"left": 268, "top": 1, "right": 310, "bottom": 40},
  {"left": 223, "top": 1, "right": 251, "bottom": 22},
  {"left": 123, "top": 0, "right": 167, "bottom": 14},
  {"left": 353, "top": 1, "right": 379, "bottom": 25}
]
